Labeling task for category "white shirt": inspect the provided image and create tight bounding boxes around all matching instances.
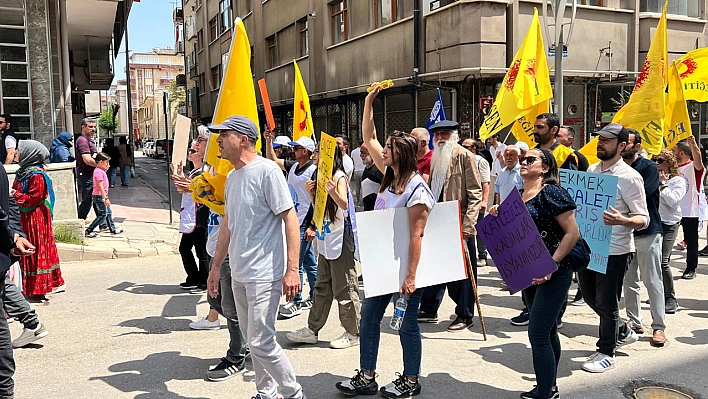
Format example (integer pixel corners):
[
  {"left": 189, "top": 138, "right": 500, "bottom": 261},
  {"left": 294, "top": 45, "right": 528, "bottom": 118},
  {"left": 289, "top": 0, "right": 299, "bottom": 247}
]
[
  {"left": 587, "top": 159, "right": 650, "bottom": 255},
  {"left": 287, "top": 162, "right": 317, "bottom": 225},
  {"left": 659, "top": 175, "right": 687, "bottom": 225},
  {"left": 490, "top": 143, "right": 507, "bottom": 177},
  {"left": 5, "top": 136, "right": 16, "bottom": 150},
  {"left": 374, "top": 174, "right": 435, "bottom": 211},
  {"left": 343, "top": 154, "right": 354, "bottom": 179},
  {"left": 494, "top": 163, "right": 523, "bottom": 202},
  {"left": 476, "top": 155, "right": 491, "bottom": 184},
  {"left": 316, "top": 170, "right": 349, "bottom": 260},
  {"left": 678, "top": 161, "right": 705, "bottom": 218},
  {"left": 351, "top": 148, "right": 365, "bottom": 172}
]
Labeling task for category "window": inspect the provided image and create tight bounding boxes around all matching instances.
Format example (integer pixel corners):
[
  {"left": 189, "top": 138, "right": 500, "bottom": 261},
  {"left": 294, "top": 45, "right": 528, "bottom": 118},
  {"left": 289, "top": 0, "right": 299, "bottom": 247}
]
[
  {"left": 640, "top": 0, "right": 699, "bottom": 17},
  {"left": 330, "top": 0, "right": 348, "bottom": 44},
  {"left": 221, "top": 53, "right": 230, "bottom": 78},
  {"left": 211, "top": 66, "right": 220, "bottom": 90},
  {"left": 0, "top": 2, "right": 31, "bottom": 136},
  {"left": 199, "top": 74, "right": 206, "bottom": 95},
  {"left": 146, "top": 85, "right": 153, "bottom": 93},
  {"left": 374, "top": 0, "right": 397, "bottom": 28},
  {"left": 574, "top": 0, "right": 603, "bottom": 5},
  {"left": 298, "top": 18, "right": 309, "bottom": 57},
  {"left": 220, "top": 0, "right": 232, "bottom": 32},
  {"left": 209, "top": 17, "right": 218, "bottom": 42},
  {"left": 145, "top": 70, "right": 152, "bottom": 78},
  {"left": 197, "top": 30, "right": 204, "bottom": 51},
  {"left": 165, "top": 57, "right": 173, "bottom": 65},
  {"left": 266, "top": 35, "right": 277, "bottom": 69}
]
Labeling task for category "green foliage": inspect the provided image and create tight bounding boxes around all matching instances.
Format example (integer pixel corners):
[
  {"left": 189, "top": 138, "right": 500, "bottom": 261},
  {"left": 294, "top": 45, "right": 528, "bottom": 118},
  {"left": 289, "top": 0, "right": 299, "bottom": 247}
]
[
  {"left": 98, "top": 104, "right": 119, "bottom": 135},
  {"left": 53, "top": 224, "right": 84, "bottom": 246},
  {"left": 168, "top": 80, "right": 186, "bottom": 107}
]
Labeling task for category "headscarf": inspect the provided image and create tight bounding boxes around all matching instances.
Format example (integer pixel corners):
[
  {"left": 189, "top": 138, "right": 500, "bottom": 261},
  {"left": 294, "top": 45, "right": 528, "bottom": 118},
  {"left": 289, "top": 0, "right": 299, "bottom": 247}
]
[
  {"left": 18, "top": 140, "right": 49, "bottom": 168},
  {"left": 49, "top": 132, "right": 74, "bottom": 163},
  {"left": 16, "top": 140, "right": 55, "bottom": 215}
]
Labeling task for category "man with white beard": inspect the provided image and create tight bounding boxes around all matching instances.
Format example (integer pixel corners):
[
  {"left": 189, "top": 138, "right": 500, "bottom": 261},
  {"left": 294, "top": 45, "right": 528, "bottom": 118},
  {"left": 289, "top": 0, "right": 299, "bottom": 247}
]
[{"left": 418, "top": 120, "right": 483, "bottom": 331}]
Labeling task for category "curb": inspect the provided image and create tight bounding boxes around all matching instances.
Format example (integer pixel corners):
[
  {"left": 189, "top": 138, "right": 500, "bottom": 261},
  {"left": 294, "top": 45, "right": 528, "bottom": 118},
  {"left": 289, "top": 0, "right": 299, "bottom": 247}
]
[{"left": 57, "top": 242, "right": 178, "bottom": 263}]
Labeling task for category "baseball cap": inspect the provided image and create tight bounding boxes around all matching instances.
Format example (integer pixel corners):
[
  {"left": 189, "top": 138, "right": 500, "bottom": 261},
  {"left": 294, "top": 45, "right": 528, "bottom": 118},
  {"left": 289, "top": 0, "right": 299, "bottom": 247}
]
[
  {"left": 428, "top": 120, "right": 460, "bottom": 131},
  {"left": 595, "top": 123, "right": 629, "bottom": 143},
  {"left": 288, "top": 136, "right": 316, "bottom": 152},
  {"left": 273, "top": 136, "right": 292, "bottom": 148},
  {"left": 208, "top": 116, "right": 259, "bottom": 141},
  {"left": 516, "top": 141, "right": 530, "bottom": 152}
]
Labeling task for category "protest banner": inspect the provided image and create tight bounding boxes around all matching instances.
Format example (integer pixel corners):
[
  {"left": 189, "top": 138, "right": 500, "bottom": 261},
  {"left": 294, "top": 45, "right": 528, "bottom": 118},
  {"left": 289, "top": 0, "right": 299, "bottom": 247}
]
[
  {"left": 477, "top": 189, "right": 557, "bottom": 294},
  {"left": 559, "top": 169, "right": 618, "bottom": 274},
  {"left": 313, "top": 132, "right": 337, "bottom": 232},
  {"left": 356, "top": 201, "right": 466, "bottom": 298},
  {"left": 171, "top": 114, "right": 191, "bottom": 168}
]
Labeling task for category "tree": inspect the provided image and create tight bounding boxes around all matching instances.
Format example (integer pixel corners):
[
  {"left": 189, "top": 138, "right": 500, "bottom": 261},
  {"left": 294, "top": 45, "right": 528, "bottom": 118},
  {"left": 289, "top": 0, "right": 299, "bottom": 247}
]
[
  {"left": 98, "top": 103, "right": 119, "bottom": 136},
  {"left": 167, "top": 79, "right": 186, "bottom": 107}
]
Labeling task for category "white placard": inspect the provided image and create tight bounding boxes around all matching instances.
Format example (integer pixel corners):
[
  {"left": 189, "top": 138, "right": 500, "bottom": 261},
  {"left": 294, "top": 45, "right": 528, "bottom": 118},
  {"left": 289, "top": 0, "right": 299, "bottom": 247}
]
[
  {"left": 356, "top": 201, "right": 467, "bottom": 298},
  {"left": 172, "top": 114, "right": 192, "bottom": 167}
]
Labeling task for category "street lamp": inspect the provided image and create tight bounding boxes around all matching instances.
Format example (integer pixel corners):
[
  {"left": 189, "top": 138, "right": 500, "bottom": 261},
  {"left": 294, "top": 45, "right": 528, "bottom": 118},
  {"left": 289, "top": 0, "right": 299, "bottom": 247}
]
[{"left": 542, "top": 0, "right": 577, "bottom": 126}]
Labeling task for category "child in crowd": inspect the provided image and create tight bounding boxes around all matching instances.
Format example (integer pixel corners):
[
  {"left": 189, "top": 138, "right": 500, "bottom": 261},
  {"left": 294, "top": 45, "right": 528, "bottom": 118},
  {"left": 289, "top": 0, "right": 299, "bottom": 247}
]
[{"left": 86, "top": 152, "right": 123, "bottom": 237}]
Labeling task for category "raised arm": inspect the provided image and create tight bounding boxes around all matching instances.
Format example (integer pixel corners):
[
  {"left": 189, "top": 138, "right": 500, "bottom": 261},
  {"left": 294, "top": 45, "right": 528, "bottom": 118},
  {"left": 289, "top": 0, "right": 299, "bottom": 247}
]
[
  {"left": 363, "top": 86, "right": 385, "bottom": 173},
  {"left": 687, "top": 135, "right": 704, "bottom": 172},
  {"left": 263, "top": 126, "right": 286, "bottom": 171}
]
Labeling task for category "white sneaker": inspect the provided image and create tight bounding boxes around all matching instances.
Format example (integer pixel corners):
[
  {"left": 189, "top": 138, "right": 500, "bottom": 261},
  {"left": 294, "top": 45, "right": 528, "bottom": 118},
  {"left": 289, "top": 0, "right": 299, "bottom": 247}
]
[
  {"left": 286, "top": 327, "right": 318, "bottom": 344},
  {"left": 582, "top": 352, "right": 615, "bottom": 373},
  {"left": 330, "top": 332, "right": 359, "bottom": 349},
  {"left": 616, "top": 329, "right": 639, "bottom": 349},
  {"left": 13, "top": 323, "right": 48, "bottom": 348},
  {"left": 53, "top": 285, "right": 66, "bottom": 293},
  {"left": 189, "top": 316, "right": 220, "bottom": 330}
]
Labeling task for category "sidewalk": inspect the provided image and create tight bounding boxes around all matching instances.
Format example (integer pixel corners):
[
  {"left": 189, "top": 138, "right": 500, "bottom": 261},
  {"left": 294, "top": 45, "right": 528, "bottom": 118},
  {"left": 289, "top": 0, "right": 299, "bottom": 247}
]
[{"left": 57, "top": 175, "right": 180, "bottom": 262}]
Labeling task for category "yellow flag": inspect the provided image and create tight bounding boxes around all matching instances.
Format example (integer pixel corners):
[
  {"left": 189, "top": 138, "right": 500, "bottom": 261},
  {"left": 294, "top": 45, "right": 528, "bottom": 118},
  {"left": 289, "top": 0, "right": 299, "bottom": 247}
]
[
  {"left": 578, "top": 136, "right": 600, "bottom": 166},
  {"left": 293, "top": 60, "right": 314, "bottom": 141},
  {"left": 552, "top": 144, "right": 576, "bottom": 167},
  {"left": 480, "top": 8, "right": 552, "bottom": 140},
  {"left": 206, "top": 18, "right": 260, "bottom": 176},
  {"left": 509, "top": 99, "right": 550, "bottom": 145},
  {"left": 675, "top": 47, "right": 708, "bottom": 102},
  {"left": 664, "top": 61, "right": 693, "bottom": 150},
  {"left": 612, "top": 1, "right": 668, "bottom": 155}
]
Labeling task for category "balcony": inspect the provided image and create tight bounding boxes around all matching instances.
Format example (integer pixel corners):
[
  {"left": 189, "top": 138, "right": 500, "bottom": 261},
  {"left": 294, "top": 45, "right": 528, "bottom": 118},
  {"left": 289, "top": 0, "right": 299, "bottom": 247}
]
[
  {"left": 175, "top": 40, "right": 184, "bottom": 54},
  {"left": 173, "top": 7, "right": 183, "bottom": 24}
]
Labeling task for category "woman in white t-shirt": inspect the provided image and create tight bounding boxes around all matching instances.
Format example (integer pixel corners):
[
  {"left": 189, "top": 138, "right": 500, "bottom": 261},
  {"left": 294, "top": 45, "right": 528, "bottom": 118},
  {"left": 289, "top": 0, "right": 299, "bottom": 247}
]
[
  {"left": 336, "top": 84, "right": 434, "bottom": 399},
  {"left": 286, "top": 146, "right": 361, "bottom": 349}
]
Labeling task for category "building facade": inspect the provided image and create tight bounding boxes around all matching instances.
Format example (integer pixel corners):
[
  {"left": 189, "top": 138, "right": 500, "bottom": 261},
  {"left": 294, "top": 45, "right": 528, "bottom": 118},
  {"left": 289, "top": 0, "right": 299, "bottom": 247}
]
[
  {"left": 0, "top": 0, "right": 131, "bottom": 148},
  {"left": 177, "top": 0, "right": 708, "bottom": 147}
]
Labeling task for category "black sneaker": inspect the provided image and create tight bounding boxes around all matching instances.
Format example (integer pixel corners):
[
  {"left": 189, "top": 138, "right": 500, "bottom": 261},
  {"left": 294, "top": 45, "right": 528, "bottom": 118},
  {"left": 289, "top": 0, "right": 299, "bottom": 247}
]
[
  {"left": 179, "top": 282, "right": 198, "bottom": 290},
  {"left": 206, "top": 357, "right": 245, "bottom": 382},
  {"left": 335, "top": 369, "right": 378, "bottom": 396},
  {"left": 511, "top": 309, "right": 530, "bottom": 326},
  {"left": 682, "top": 270, "right": 696, "bottom": 280},
  {"left": 417, "top": 311, "right": 438, "bottom": 323},
  {"left": 301, "top": 297, "right": 313, "bottom": 310},
  {"left": 279, "top": 301, "right": 302, "bottom": 318},
  {"left": 520, "top": 385, "right": 559, "bottom": 398},
  {"left": 380, "top": 374, "right": 421, "bottom": 398},
  {"left": 665, "top": 297, "right": 678, "bottom": 314}
]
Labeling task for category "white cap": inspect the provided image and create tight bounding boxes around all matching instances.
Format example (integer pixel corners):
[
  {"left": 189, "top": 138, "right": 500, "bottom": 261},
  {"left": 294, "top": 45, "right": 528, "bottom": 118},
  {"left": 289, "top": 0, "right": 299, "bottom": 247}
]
[
  {"left": 288, "top": 136, "right": 316, "bottom": 152},
  {"left": 516, "top": 141, "right": 530, "bottom": 152},
  {"left": 273, "top": 136, "right": 291, "bottom": 148}
]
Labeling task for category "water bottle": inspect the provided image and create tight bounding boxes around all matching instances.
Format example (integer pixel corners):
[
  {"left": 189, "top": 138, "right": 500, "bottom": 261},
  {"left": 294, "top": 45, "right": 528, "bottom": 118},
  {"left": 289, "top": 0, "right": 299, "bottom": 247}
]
[{"left": 390, "top": 295, "right": 408, "bottom": 331}]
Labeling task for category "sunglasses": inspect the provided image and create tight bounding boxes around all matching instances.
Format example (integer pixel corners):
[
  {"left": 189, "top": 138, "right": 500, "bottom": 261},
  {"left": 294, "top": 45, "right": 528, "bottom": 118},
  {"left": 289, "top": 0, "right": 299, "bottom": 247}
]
[
  {"left": 654, "top": 158, "right": 665, "bottom": 164},
  {"left": 188, "top": 149, "right": 197, "bottom": 154},
  {"left": 462, "top": 145, "right": 472, "bottom": 149},
  {"left": 520, "top": 156, "right": 542, "bottom": 165}
]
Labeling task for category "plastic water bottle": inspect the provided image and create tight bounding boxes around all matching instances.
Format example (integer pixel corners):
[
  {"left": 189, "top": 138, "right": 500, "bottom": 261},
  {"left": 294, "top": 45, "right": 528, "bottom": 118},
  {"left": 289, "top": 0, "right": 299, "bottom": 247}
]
[{"left": 390, "top": 295, "right": 408, "bottom": 331}]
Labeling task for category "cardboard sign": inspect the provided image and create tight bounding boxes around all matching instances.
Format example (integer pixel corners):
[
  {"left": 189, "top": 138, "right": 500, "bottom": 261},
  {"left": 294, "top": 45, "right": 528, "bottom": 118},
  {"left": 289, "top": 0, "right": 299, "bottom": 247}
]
[
  {"left": 171, "top": 114, "right": 191, "bottom": 167},
  {"left": 313, "top": 132, "right": 337, "bottom": 232},
  {"left": 477, "top": 189, "right": 557, "bottom": 294},
  {"left": 356, "top": 201, "right": 466, "bottom": 298},
  {"left": 559, "top": 169, "right": 617, "bottom": 273}
]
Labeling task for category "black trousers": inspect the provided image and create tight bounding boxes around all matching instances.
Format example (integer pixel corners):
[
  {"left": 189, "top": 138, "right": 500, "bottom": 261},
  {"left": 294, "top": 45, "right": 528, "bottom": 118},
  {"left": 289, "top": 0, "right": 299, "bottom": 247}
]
[
  {"left": 419, "top": 239, "right": 478, "bottom": 319},
  {"left": 0, "top": 282, "right": 14, "bottom": 397},
  {"left": 179, "top": 226, "right": 209, "bottom": 286},
  {"left": 681, "top": 217, "right": 699, "bottom": 272},
  {"left": 578, "top": 254, "right": 632, "bottom": 356}
]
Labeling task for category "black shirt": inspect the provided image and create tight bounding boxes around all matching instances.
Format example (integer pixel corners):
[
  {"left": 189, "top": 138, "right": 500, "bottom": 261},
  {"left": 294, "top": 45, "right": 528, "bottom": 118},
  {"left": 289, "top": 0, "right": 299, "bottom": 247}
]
[
  {"left": 575, "top": 150, "right": 589, "bottom": 172},
  {"left": 525, "top": 184, "right": 577, "bottom": 269},
  {"left": 631, "top": 156, "right": 662, "bottom": 236}
]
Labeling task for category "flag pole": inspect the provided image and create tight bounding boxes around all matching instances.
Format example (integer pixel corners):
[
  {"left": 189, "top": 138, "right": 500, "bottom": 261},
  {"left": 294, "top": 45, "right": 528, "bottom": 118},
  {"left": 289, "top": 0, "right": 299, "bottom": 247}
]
[{"left": 464, "top": 241, "right": 487, "bottom": 340}]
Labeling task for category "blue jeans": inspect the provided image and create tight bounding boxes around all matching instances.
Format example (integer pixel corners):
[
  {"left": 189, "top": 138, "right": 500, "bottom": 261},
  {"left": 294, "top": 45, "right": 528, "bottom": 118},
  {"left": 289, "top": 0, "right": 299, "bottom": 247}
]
[
  {"left": 108, "top": 167, "right": 117, "bottom": 187},
  {"left": 524, "top": 265, "right": 572, "bottom": 399},
  {"left": 120, "top": 165, "right": 131, "bottom": 185},
  {"left": 294, "top": 224, "right": 317, "bottom": 304},
  {"left": 87, "top": 195, "right": 116, "bottom": 233},
  {"left": 360, "top": 288, "right": 423, "bottom": 377}
]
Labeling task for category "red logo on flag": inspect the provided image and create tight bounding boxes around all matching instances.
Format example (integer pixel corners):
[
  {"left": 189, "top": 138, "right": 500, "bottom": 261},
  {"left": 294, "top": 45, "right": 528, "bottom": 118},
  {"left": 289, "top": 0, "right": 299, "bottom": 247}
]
[
  {"left": 504, "top": 59, "right": 521, "bottom": 91},
  {"left": 525, "top": 59, "right": 537, "bottom": 79},
  {"left": 299, "top": 101, "right": 307, "bottom": 132},
  {"left": 680, "top": 58, "right": 698, "bottom": 79},
  {"left": 635, "top": 59, "right": 651, "bottom": 90}
]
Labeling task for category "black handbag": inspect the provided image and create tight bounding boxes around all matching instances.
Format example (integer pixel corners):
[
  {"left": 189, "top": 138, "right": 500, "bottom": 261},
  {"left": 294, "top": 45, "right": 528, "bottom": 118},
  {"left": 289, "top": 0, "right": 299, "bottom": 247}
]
[{"left": 563, "top": 237, "right": 592, "bottom": 272}]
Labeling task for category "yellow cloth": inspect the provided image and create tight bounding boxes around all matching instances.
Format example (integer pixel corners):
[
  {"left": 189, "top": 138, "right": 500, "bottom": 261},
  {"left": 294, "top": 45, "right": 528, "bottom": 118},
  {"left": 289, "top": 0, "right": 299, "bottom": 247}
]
[
  {"left": 578, "top": 137, "right": 600, "bottom": 166},
  {"left": 207, "top": 17, "right": 259, "bottom": 175},
  {"left": 675, "top": 47, "right": 708, "bottom": 102},
  {"left": 611, "top": 1, "right": 667, "bottom": 156},
  {"left": 664, "top": 61, "right": 693, "bottom": 150},
  {"left": 480, "top": 8, "right": 552, "bottom": 140},
  {"left": 552, "top": 144, "right": 576, "bottom": 168},
  {"left": 293, "top": 60, "right": 314, "bottom": 141},
  {"left": 509, "top": 99, "right": 550, "bottom": 145},
  {"left": 190, "top": 172, "right": 227, "bottom": 216}
]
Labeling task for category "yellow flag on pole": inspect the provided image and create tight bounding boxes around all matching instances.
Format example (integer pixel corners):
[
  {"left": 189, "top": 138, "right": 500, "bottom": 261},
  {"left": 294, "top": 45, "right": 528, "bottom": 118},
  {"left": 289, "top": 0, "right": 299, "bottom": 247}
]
[
  {"left": 509, "top": 99, "right": 550, "bottom": 145},
  {"left": 611, "top": 1, "right": 668, "bottom": 156},
  {"left": 293, "top": 60, "right": 314, "bottom": 141},
  {"left": 578, "top": 136, "right": 600, "bottom": 166},
  {"left": 479, "top": 8, "right": 552, "bottom": 140},
  {"left": 205, "top": 18, "right": 259, "bottom": 176},
  {"left": 664, "top": 61, "right": 693, "bottom": 149},
  {"left": 675, "top": 47, "right": 708, "bottom": 102}
]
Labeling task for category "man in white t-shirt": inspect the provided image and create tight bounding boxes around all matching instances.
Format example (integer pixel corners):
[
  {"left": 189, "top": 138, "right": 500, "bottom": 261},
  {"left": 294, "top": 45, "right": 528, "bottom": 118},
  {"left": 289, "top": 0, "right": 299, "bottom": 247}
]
[
  {"left": 487, "top": 134, "right": 506, "bottom": 209},
  {"left": 207, "top": 116, "right": 306, "bottom": 399},
  {"left": 336, "top": 135, "right": 354, "bottom": 179}
]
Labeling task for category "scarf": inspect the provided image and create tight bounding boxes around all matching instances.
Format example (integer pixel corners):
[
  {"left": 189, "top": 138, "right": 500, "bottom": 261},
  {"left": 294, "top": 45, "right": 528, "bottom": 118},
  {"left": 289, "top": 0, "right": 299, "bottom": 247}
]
[{"left": 16, "top": 165, "right": 55, "bottom": 216}]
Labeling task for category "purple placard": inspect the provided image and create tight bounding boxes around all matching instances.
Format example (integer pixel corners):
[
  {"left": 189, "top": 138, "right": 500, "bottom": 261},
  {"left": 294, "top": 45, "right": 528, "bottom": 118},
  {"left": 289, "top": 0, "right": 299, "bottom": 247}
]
[{"left": 477, "top": 188, "right": 558, "bottom": 294}]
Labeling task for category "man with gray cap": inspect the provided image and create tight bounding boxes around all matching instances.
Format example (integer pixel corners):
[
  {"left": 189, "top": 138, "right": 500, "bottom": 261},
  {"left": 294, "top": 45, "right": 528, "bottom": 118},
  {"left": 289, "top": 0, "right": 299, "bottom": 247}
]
[
  {"left": 207, "top": 116, "right": 306, "bottom": 399},
  {"left": 578, "top": 123, "right": 649, "bottom": 374}
]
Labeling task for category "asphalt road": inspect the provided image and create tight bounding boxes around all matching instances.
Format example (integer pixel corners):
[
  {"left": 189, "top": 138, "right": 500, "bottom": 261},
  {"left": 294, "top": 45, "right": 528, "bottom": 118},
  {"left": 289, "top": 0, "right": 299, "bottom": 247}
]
[{"left": 133, "top": 151, "right": 182, "bottom": 212}]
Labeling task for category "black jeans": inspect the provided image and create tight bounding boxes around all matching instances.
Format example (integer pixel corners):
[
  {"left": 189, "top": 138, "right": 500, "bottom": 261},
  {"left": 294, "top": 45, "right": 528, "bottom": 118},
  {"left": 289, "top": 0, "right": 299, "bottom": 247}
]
[
  {"left": 179, "top": 226, "right": 209, "bottom": 286},
  {"left": 661, "top": 223, "right": 679, "bottom": 299},
  {"left": 419, "top": 238, "right": 477, "bottom": 318},
  {"left": 76, "top": 174, "right": 97, "bottom": 220},
  {"left": 681, "top": 217, "right": 699, "bottom": 272},
  {"left": 525, "top": 265, "right": 572, "bottom": 399},
  {"left": 578, "top": 254, "right": 632, "bottom": 356},
  {"left": 0, "top": 283, "right": 14, "bottom": 397}
]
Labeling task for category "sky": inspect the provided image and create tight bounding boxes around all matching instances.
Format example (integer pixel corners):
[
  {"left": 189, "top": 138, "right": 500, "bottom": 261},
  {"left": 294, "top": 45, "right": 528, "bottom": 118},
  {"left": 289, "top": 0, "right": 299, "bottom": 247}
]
[{"left": 114, "top": 0, "right": 179, "bottom": 81}]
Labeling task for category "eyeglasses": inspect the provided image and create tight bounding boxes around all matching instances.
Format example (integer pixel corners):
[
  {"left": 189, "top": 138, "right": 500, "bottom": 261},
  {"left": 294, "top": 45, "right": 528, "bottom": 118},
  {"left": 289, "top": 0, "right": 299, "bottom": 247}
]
[
  {"left": 520, "top": 156, "right": 541, "bottom": 165},
  {"left": 654, "top": 158, "right": 665, "bottom": 164},
  {"left": 188, "top": 149, "right": 197, "bottom": 154}
]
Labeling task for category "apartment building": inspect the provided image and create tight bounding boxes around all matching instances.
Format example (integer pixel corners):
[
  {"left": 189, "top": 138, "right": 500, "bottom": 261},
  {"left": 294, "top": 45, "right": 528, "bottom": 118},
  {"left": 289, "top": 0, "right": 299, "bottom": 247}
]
[
  {"left": 128, "top": 48, "right": 184, "bottom": 140},
  {"left": 176, "top": 0, "right": 708, "bottom": 147}
]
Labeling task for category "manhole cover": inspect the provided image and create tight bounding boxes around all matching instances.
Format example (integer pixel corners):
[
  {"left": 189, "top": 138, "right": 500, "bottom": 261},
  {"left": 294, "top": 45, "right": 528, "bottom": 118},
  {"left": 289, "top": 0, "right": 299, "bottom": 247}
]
[{"left": 634, "top": 386, "right": 695, "bottom": 399}]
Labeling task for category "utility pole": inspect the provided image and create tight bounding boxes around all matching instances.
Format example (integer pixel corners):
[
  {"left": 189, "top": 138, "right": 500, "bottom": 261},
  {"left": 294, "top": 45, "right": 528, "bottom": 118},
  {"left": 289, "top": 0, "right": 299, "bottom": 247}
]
[
  {"left": 544, "top": 0, "right": 577, "bottom": 127},
  {"left": 163, "top": 91, "right": 173, "bottom": 224}
]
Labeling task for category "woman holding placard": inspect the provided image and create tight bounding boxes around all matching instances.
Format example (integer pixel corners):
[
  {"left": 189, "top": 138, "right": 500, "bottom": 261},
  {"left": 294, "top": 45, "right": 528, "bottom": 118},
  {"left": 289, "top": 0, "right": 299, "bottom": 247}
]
[
  {"left": 655, "top": 149, "right": 687, "bottom": 314},
  {"left": 489, "top": 148, "right": 580, "bottom": 399},
  {"left": 335, "top": 84, "right": 434, "bottom": 399},
  {"left": 286, "top": 144, "right": 362, "bottom": 349}
]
